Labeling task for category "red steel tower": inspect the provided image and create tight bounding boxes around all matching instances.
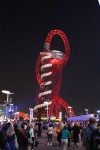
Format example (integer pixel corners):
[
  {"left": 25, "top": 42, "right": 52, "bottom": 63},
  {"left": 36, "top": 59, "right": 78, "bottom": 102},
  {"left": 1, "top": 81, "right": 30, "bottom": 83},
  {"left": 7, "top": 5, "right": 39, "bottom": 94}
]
[{"left": 35, "top": 30, "right": 74, "bottom": 117}]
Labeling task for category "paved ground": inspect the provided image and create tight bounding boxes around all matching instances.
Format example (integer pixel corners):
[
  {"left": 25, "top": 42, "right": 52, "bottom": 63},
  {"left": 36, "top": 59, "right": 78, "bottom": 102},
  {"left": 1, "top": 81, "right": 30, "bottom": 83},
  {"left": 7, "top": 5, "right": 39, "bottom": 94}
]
[{"left": 34, "top": 133, "right": 85, "bottom": 150}]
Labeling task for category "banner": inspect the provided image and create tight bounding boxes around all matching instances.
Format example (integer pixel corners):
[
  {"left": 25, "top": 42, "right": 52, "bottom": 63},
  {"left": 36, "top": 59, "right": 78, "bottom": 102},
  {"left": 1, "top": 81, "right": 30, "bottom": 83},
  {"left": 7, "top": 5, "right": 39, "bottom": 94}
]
[
  {"left": 29, "top": 108, "right": 33, "bottom": 124},
  {"left": 59, "top": 112, "right": 62, "bottom": 121}
]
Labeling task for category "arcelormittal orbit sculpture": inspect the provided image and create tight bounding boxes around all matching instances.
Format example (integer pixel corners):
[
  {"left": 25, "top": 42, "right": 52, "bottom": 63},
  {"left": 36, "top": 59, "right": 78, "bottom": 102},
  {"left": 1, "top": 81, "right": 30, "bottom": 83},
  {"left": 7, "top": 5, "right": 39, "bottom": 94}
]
[{"left": 35, "top": 30, "right": 74, "bottom": 117}]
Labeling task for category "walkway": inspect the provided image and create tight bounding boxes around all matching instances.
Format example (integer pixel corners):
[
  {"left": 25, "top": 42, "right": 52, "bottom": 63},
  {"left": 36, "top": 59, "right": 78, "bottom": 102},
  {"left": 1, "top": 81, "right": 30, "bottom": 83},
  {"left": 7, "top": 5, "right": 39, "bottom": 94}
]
[{"left": 35, "top": 133, "right": 85, "bottom": 150}]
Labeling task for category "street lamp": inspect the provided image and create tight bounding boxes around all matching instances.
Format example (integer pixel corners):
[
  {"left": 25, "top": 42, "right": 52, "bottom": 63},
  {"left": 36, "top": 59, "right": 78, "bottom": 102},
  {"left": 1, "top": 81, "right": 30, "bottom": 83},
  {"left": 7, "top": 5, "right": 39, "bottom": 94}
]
[
  {"left": 67, "top": 106, "right": 72, "bottom": 118},
  {"left": 97, "top": 110, "right": 100, "bottom": 113},
  {"left": 2, "top": 90, "right": 14, "bottom": 120},
  {"left": 68, "top": 106, "right": 72, "bottom": 112},
  {"left": 85, "top": 109, "right": 89, "bottom": 115},
  {"left": 97, "top": 110, "right": 100, "bottom": 120},
  {"left": 44, "top": 101, "right": 49, "bottom": 121}
]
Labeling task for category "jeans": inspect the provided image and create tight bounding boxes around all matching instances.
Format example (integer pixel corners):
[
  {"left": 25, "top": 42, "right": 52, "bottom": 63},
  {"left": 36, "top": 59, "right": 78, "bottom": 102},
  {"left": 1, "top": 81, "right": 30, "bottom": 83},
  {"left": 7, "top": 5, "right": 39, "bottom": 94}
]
[
  {"left": 61, "top": 139, "right": 68, "bottom": 150},
  {"left": 47, "top": 134, "right": 53, "bottom": 143}
]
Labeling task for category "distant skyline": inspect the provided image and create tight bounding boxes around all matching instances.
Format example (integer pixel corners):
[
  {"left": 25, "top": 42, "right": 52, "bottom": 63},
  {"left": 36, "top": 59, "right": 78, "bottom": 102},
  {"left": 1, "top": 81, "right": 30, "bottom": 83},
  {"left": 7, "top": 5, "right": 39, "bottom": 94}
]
[{"left": 0, "top": 0, "right": 100, "bottom": 115}]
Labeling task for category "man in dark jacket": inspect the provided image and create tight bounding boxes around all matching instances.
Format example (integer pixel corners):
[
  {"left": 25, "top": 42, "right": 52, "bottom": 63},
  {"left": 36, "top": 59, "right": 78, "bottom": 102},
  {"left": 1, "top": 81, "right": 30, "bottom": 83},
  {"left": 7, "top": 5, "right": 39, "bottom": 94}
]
[
  {"left": 83, "top": 117, "right": 97, "bottom": 150},
  {"left": 17, "top": 124, "right": 28, "bottom": 150}
]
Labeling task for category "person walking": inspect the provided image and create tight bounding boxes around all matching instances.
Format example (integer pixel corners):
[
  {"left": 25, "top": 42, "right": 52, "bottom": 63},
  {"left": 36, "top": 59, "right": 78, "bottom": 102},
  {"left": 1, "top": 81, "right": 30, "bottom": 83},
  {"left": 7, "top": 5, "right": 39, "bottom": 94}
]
[
  {"left": 56, "top": 127, "right": 62, "bottom": 146},
  {"left": 29, "top": 124, "right": 35, "bottom": 150},
  {"left": 47, "top": 124, "right": 54, "bottom": 146},
  {"left": 17, "top": 123, "right": 28, "bottom": 150},
  {"left": 71, "top": 122, "right": 80, "bottom": 148},
  {"left": 67, "top": 122, "right": 72, "bottom": 147},
  {"left": 83, "top": 117, "right": 97, "bottom": 150},
  {"left": 61, "top": 125, "right": 70, "bottom": 150},
  {"left": 95, "top": 121, "right": 100, "bottom": 150},
  {"left": 7, "top": 125, "right": 17, "bottom": 150},
  {"left": 0, "top": 130, "right": 11, "bottom": 150}
]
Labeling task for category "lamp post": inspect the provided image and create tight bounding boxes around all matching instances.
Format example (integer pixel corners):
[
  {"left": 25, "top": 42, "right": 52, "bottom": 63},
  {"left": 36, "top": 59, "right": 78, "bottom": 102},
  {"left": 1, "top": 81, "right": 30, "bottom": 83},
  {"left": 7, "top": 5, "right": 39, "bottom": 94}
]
[
  {"left": 97, "top": 110, "right": 100, "bottom": 120},
  {"left": 2, "top": 90, "right": 14, "bottom": 120},
  {"left": 97, "top": 110, "right": 100, "bottom": 114},
  {"left": 85, "top": 109, "right": 89, "bottom": 115},
  {"left": 68, "top": 106, "right": 72, "bottom": 112},
  {"left": 44, "top": 101, "right": 49, "bottom": 121},
  {"left": 68, "top": 106, "right": 72, "bottom": 118}
]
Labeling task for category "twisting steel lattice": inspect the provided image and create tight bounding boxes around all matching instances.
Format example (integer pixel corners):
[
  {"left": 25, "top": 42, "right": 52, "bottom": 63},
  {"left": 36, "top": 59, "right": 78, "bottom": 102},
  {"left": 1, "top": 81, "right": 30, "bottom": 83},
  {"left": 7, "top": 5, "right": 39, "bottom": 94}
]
[{"left": 35, "top": 30, "right": 74, "bottom": 117}]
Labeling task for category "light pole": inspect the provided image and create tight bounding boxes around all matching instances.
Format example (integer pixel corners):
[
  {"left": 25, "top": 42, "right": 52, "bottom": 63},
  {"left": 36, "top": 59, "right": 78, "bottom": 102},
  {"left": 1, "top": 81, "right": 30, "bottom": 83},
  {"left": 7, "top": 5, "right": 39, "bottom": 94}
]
[
  {"left": 68, "top": 106, "right": 72, "bottom": 118},
  {"left": 97, "top": 110, "right": 100, "bottom": 120},
  {"left": 44, "top": 101, "right": 49, "bottom": 121},
  {"left": 85, "top": 109, "right": 89, "bottom": 115},
  {"left": 2, "top": 90, "right": 14, "bottom": 120},
  {"left": 68, "top": 106, "right": 72, "bottom": 112}
]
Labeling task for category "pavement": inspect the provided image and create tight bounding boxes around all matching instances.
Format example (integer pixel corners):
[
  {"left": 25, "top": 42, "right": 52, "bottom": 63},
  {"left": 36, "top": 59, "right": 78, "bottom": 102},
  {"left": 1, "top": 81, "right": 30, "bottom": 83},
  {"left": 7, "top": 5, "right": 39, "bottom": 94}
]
[{"left": 34, "top": 133, "right": 85, "bottom": 150}]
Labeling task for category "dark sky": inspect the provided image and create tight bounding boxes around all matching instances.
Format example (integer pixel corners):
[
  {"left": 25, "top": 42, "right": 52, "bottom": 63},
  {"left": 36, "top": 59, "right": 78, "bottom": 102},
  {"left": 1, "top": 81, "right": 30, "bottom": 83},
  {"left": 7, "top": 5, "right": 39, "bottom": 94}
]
[{"left": 0, "top": 0, "right": 100, "bottom": 115}]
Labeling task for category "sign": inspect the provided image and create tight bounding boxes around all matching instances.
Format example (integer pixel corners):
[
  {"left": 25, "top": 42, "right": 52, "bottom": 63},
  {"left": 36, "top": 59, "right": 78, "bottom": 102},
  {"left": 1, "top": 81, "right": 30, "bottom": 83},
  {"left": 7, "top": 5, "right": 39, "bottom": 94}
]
[
  {"left": 59, "top": 112, "right": 62, "bottom": 121},
  {"left": 29, "top": 108, "right": 33, "bottom": 124}
]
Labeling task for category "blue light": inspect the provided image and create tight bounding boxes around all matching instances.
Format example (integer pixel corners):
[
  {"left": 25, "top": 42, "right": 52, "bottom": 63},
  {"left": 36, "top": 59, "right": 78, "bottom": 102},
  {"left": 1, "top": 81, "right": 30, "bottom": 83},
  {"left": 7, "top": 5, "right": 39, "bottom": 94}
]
[
  {"left": 8, "top": 109, "right": 14, "bottom": 113},
  {"left": 8, "top": 109, "right": 11, "bottom": 112}
]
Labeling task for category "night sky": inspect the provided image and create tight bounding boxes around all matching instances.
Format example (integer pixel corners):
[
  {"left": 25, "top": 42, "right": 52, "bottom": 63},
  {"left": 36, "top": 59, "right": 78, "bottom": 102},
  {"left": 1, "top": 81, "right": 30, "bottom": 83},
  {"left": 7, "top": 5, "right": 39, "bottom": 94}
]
[{"left": 0, "top": 0, "right": 100, "bottom": 115}]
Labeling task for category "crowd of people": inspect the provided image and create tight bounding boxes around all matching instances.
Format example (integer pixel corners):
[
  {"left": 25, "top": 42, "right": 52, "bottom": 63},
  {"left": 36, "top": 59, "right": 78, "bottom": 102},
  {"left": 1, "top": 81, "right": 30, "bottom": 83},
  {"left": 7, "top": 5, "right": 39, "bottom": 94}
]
[
  {"left": 0, "top": 120, "right": 40, "bottom": 150},
  {"left": 56, "top": 117, "right": 100, "bottom": 150},
  {"left": 0, "top": 117, "right": 100, "bottom": 150}
]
